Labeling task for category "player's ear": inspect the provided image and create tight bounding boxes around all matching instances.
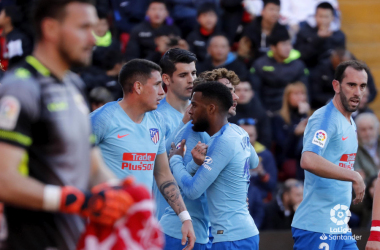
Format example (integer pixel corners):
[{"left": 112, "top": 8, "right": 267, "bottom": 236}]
[
  {"left": 332, "top": 79, "right": 340, "bottom": 94},
  {"left": 133, "top": 81, "right": 143, "bottom": 95},
  {"left": 162, "top": 74, "right": 171, "bottom": 86},
  {"left": 41, "top": 18, "right": 60, "bottom": 43},
  {"left": 208, "top": 104, "right": 216, "bottom": 114}
]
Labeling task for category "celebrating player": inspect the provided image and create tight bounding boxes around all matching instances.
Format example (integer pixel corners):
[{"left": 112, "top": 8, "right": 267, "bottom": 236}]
[
  {"left": 292, "top": 60, "right": 368, "bottom": 250},
  {"left": 170, "top": 82, "right": 260, "bottom": 250},
  {"left": 90, "top": 58, "right": 196, "bottom": 249},
  {"left": 154, "top": 48, "right": 197, "bottom": 220},
  {"left": 0, "top": 0, "right": 135, "bottom": 249}
]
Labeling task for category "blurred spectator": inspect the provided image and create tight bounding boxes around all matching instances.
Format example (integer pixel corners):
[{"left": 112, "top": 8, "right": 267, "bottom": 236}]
[
  {"left": 197, "top": 35, "right": 248, "bottom": 80},
  {"left": 248, "top": 185, "right": 265, "bottom": 229},
  {"left": 166, "top": 0, "right": 217, "bottom": 38},
  {"left": 187, "top": 3, "right": 220, "bottom": 63},
  {"left": 240, "top": 0, "right": 288, "bottom": 60},
  {"left": 89, "top": 87, "right": 114, "bottom": 112},
  {"left": 354, "top": 113, "right": 380, "bottom": 183},
  {"left": 272, "top": 82, "right": 311, "bottom": 180},
  {"left": 251, "top": 29, "right": 308, "bottom": 113},
  {"left": 124, "top": 0, "right": 183, "bottom": 63},
  {"left": 92, "top": 9, "right": 121, "bottom": 69},
  {"left": 352, "top": 88, "right": 374, "bottom": 120},
  {"left": 229, "top": 80, "right": 272, "bottom": 148},
  {"left": 220, "top": 0, "right": 246, "bottom": 45},
  {"left": 0, "top": 4, "right": 33, "bottom": 68},
  {"left": 261, "top": 179, "right": 303, "bottom": 230},
  {"left": 294, "top": 2, "right": 345, "bottom": 69},
  {"left": 239, "top": 118, "right": 277, "bottom": 202},
  {"left": 110, "top": 0, "right": 150, "bottom": 34},
  {"left": 81, "top": 49, "right": 124, "bottom": 100},
  {"left": 310, "top": 49, "right": 377, "bottom": 109}
]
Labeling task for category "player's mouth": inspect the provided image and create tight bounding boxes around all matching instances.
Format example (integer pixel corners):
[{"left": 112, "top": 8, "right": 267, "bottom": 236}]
[
  {"left": 349, "top": 98, "right": 360, "bottom": 106},
  {"left": 186, "top": 87, "right": 193, "bottom": 92}
]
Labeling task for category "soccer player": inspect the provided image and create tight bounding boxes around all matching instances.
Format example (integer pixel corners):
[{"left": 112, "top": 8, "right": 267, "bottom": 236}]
[
  {"left": 170, "top": 82, "right": 260, "bottom": 250},
  {"left": 0, "top": 0, "right": 134, "bottom": 249},
  {"left": 291, "top": 60, "right": 368, "bottom": 250},
  {"left": 90, "top": 58, "right": 196, "bottom": 249},
  {"left": 154, "top": 48, "right": 197, "bottom": 220}
]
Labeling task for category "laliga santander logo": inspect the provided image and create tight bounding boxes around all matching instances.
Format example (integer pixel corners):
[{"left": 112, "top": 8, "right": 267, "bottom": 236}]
[
  {"left": 315, "top": 131, "right": 326, "bottom": 141},
  {"left": 330, "top": 204, "right": 351, "bottom": 233}
]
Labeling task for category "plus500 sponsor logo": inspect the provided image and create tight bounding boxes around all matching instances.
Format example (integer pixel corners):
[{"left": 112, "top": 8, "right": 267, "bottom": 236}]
[{"left": 121, "top": 153, "right": 156, "bottom": 171}]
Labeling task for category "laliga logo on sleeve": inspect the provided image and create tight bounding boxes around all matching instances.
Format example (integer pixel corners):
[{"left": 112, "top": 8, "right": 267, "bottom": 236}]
[
  {"left": 330, "top": 204, "right": 351, "bottom": 233},
  {"left": 202, "top": 156, "right": 213, "bottom": 171},
  {"left": 312, "top": 130, "right": 327, "bottom": 148}
]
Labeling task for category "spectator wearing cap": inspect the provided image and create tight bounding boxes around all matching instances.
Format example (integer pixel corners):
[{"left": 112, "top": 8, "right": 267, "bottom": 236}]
[
  {"left": 89, "top": 87, "right": 114, "bottom": 112},
  {"left": 124, "top": 0, "right": 182, "bottom": 63},
  {"left": 197, "top": 35, "right": 248, "bottom": 81},
  {"left": 0, "top": 4, "right": 33, "bottom": 68},
  {"left": 272, "top": 82, "right": 311, "bottom": 180},
  {"left": 250, "top": 29, "right": 308, "bottom": 113},
  {"left": 239, "top": 118, "right": 277, "bottom": 203},
  {"left": 354, "top": 113, "right": 380, "bottom": 184},
  {"left": 309, "top": 48, "right": 377, "bottom": 109},
  {"left": 294, "top": 2, "right": 345, "bottom": 69},
  {"left": 92, "top": 9, "right": 121, "bottom": 70},
  {"left": 186, "top": 3, "right": 221, "bottom": 63},
  {"left": 229, "top": 80, "right": 271, "bottom": 148},
  {"left": 240, "top": 0, "right": 288, "bottom": 60},
  {"left": 261, "top": 179, "right": 303, "bottom": 230}
]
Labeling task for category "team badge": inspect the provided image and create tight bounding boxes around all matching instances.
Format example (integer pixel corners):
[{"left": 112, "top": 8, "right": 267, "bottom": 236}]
[
  {"left": 0, "top": 96, "right": 20, "bottom": 130},
  {"left": 150, "top": 128, "right": 159, "bottom": 144}
]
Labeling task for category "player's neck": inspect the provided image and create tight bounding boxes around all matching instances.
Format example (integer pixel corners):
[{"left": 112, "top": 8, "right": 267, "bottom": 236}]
[
  {"left": 207, "top": 116, "right": 229, "bottom": 136},
  {"left": 165, "top": 90, "right": 189, "bottom": 114},
  {"left": 33, "top": 43, "right": 70, "bottom": 80},
  {"left": 332, "top": 96, "right": 352, "bottom": 123},
  {"left": 118, "top": 98, "right": 145, "bottom": 123}
]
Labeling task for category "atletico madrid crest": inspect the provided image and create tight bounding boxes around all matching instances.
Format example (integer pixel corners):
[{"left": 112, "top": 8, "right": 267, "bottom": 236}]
[{"left": 149, "top": 128, "right": 159, "bottom": 144}]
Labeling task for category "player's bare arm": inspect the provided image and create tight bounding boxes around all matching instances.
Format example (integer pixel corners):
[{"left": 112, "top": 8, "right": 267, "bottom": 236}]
[
  {"left": 0, "top": 142, "right": 44, "bottom": 209},
  {"left": 89, "top": 147, "right": 116, "bottom": 187},
  {"left": 301, "top": 151, "right": 365, "bottom": 204},
  {"left": 365, "top": 172, "right": 380, "bottom": 250},
  {"left": 154, "top": 152, "right": 196, "bottom": 249}
]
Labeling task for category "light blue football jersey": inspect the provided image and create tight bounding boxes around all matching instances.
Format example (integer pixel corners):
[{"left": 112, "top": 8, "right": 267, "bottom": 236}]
[
  {"left": 292, "top": 101, "right": 358, "bottom": 234},
  {"left": 170, "top": 123, "right": 260, "bottom": 243},
  {"left": 90, "top": 101, "right": 166, "bottom": 190},
  {"left": 160, "top": 120, "right": 211, "bottom": 244},
  {"left": 154, "top": 97, "right": 187, "bottom": 220}
]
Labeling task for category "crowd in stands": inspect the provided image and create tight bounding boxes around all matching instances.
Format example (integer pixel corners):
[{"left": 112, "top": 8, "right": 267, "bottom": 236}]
[{"left": 0, "top": 0, "right": 379, "bottom": 233}]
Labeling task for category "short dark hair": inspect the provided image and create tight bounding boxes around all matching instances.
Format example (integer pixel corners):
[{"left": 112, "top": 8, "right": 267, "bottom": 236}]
[
  {"left": 192, "top": 81, "right": 233, "bottom": 113},
  {"left": 197, "top": 3, "right": 217, "bottom": 17},
  {"left": 159, "top": 48, "right": 197, "bottom": 76},
  {"left": 32, "top": 0, "right": 95, "bottom": 40},
  {"left": 334, "top": 60, "right": 369, "bottom": 83},
  {"left": 96, "top": 8, "right": 108, "bottom": 19},
  {"left": 268, "top": 28, "right": 290, "bottom": 46},
  {"left": 149, "top": 0, "right": 167, "bottom": 8},
  {"left": 316, "top": 2, "right": 334, "bottom": 13},
  {"left": 263, "top": 0, "right": 280, "bottom": 8},
  {"left": 119, "top": 59, "right": 162, "bottom": 94}
]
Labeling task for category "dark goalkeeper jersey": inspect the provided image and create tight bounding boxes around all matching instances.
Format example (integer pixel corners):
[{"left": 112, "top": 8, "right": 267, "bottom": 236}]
[{"left": 0, "top": 56, "right": 93, "bottom": 250}]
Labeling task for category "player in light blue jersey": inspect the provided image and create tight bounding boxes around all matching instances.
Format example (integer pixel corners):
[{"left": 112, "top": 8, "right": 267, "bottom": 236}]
[
  {"left": 90, "top": 59, "right": 196, "bottom": 249},
  {"left": 170, "top": 82, "right": 260, "bottom": 250},
  {"left": 292, "top": 60, "right": 368, "bottom": 250},
  {"left": 154, "top": 48, "right": 197, "bottom": 221},
  {"left": 160, "top": 68, "right": 242, "bottom": 250}
]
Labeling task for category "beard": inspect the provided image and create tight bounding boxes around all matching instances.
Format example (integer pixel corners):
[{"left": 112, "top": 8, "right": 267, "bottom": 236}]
[
  {"left": 192, "top": 117, "right": 210, "bottom": 132},
  {"left": 58, "top": 38, "right": 92, "bottom": 68},
  {"left": 340, "top": 87, "right": 360, "bottom": 113}
]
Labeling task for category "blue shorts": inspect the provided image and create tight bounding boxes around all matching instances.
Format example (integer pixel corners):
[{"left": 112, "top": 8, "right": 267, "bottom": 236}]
[
  {"left": 292, "top": 227, "right": 358, "bottom": 250},
  {"left": 164, "top": 234, "right": 208, "bottom": 250},
  {"left": 211, "top": 235, "right": 259, "bottom": 250}
]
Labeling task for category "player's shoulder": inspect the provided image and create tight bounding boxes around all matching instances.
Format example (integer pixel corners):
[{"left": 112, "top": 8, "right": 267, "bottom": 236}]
[
  {"left": 90, "top": 101, "right": 119, "bottom": 123},
  {"left": 147, "top": 110, "right": 166, "bottom": 130},
  {"left": 309, "top": 102, "right": 340, "bottom": 125}
]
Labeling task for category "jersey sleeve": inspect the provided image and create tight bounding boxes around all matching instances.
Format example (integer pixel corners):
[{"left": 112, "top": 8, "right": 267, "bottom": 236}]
[
  {"left": 170, "top": 136, "right": 236, "bottom": 200},
  {"left": 302, "top": 112, "right": 338, "bottom": 156},
  {"left": 249, "top": 144, "right": 259, "bottom": 169},
  {"left": 0, "top": 76, "right": 40, "bottom": 149}
]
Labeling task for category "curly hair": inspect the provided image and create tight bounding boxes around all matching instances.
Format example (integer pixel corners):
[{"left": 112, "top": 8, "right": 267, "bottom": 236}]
[{"left": 194, "top": 68, "right": 240, "bottom": 87}]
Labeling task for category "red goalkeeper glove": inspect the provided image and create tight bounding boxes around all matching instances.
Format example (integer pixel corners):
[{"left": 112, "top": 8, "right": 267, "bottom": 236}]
[{"left": 59, "top": 179, "right": 134, "bottom": 226}]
